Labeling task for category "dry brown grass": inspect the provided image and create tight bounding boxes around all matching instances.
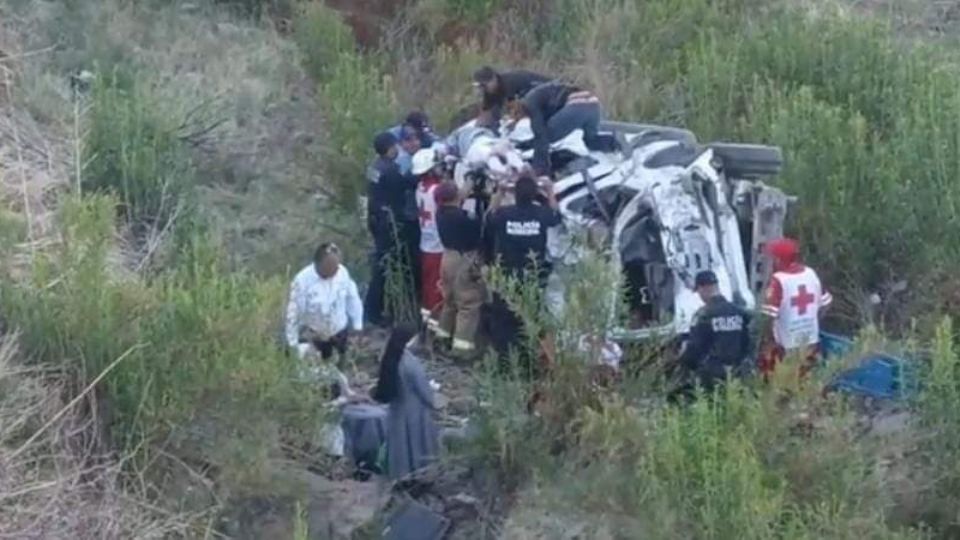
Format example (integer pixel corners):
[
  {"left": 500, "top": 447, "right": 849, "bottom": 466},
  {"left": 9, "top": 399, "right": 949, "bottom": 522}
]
[
  {"left": 1, "top": 0, "right": 333, "bottom": 275},
  {"left": 0, "top": 333, "right": 205, "bottom": 539},
  {"left": 0, "top": 29, "right": 67, "bottom": 239}
]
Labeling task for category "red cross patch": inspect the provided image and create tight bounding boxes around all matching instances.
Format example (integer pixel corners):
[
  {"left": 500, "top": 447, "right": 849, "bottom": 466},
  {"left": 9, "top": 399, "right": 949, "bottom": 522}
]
[{"left": 790, "top": 284, "right": 816, "bottom": 315}]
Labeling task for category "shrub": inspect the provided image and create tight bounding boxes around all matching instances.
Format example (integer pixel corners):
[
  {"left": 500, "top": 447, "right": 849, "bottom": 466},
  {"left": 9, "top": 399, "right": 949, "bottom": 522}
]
[
  {"left": 914, "top": 319, "right": 960, "bottom": 530},
  {"left": 0, "top": 196, "right": 321, "bottom": 491},
  {"left": 443, "top": 0, "right": 503, "bottom": 23},
  {"left": 83, "top": 69, "right": 195, "bottom": 235},
  {"left": 293, "top": 3, "right": 396, "bottom": 208},
  {"left": 467, "top": 242, "right": 920, "bottom": 538},
  {"left": 0, "top": 333, "right": 199, "bottom": 538}
]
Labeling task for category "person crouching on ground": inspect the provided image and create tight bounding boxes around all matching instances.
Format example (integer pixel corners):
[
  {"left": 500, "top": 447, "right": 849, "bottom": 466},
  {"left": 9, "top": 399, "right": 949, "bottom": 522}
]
[
  {"left": 285, "top": 242, "right": 364, "bottom": 368},
  {"left": 412, "top": 146, "right": 446, "bottom": 326},
  {"left": 371, "top": 323, "right": 440, "bottom": 480},
  {"left": 434, "top": 181, "right": 485, "bottom": 357},
  {"left": 671, "top": 270, "right": 753, "bottom": 402}
]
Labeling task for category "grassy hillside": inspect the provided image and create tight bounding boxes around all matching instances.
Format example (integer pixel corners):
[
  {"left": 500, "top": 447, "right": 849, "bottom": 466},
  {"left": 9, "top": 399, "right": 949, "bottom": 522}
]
[
  {"left": 300, "top": 0, "right": 960, "bottom": 334},
  {"left": 2, "top": 0, "right": 960, "bottom": 538}
]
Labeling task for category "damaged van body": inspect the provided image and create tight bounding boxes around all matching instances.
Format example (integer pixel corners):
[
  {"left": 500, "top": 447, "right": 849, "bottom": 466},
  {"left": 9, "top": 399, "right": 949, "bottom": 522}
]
[
  {"left": 447, "top": 117, "right": 793, "bottom": 342},
  {"left": 548, "top": 121, "right": 793, "bottom": 340}
]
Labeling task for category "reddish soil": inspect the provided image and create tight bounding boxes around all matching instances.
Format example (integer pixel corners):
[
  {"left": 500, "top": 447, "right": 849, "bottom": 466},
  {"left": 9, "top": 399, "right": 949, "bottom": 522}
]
[
  {"left": 320, "top": 0, "right": 493, "bottom": 49},
  {"left": 324, "top": 0, "right": 407, "bottom": 47}
]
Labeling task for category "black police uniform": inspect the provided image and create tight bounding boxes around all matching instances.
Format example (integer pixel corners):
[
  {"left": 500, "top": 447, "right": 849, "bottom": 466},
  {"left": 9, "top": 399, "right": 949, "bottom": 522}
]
[
  {"left": 677, "top": 294, "right": 753, "bottom": 391},
  {"left": 483, "top": 201, "right": 561, "bottom": 372},
  {"left": 484, "top": 203, "right": 560, "bottom": 283},
  {"left": 364, "top": 156, "right": 419, "bottom": 326}
]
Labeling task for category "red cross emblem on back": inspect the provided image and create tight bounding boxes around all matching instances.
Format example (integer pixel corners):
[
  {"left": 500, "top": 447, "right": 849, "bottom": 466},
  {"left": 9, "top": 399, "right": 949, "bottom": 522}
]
[{"left": 790, "top": 284, "right": 816, "bottom": 315}]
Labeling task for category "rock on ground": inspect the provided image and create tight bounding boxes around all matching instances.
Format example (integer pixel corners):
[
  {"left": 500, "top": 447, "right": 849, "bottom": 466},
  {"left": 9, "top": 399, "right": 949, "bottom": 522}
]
[
  {"left": 222, "top": 471, "right": 387, "bottom": 540},
  {"left": 382, "top": 462, "right": 508, "bottom": 540}
]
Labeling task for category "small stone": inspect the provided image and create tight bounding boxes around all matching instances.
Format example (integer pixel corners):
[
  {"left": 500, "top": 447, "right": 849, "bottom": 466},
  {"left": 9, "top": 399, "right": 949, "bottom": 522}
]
[
  {"left": 450, "top": 493, "right": 480, "bottom": 507},
  {"left": 870, "top": 412, "right": 912, "bottom": 436}
]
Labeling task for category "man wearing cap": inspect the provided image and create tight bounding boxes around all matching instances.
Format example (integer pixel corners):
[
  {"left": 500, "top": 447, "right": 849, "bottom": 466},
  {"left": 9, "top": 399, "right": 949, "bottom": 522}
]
[
  {"left": 473, "top": 66, "right": 551, "bottom": 129},
  {"left": 390, "top": 111, "right": 436, "bottom": 148},
  {"left": 675, "top": 270, "right": 753, "bottom": 396},
  {"left": 758, "top": 237, "right": 832, "bottom": 377},
  {"left": 390, "top": 112, "right": 435, "bottom": 175},
  {"left": 412, "top": 147, "right": 446, "bottom": 323},
  {"left": 365, "top": 131, "right": 420, "bottom": 326}
]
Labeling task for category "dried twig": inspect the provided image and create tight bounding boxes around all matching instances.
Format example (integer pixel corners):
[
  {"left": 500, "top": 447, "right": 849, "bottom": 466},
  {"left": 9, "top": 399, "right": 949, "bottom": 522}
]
[
  {"left": 3, "top": 67, "right": 33, "bottom": 251},
  {"left": 0, "top": 44, "right": 57, "bottom": 64},
  {"left": 9, "top": 344, "right": 146, "bottom": 461},
  {"left": 135, "top": 200, "right": 183, "bottom": 272}
]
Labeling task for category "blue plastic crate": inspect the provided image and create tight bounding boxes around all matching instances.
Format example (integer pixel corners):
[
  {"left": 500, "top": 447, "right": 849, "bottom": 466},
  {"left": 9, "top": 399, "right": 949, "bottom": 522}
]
[{"left": 819, "top": 332, "right": 919, "bottom": 401}]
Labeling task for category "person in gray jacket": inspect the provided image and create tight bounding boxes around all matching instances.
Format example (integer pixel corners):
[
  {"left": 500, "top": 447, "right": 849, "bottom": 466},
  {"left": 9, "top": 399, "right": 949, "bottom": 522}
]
[{"left": 372, "top": 324, "right": 440, "bottom": 479}]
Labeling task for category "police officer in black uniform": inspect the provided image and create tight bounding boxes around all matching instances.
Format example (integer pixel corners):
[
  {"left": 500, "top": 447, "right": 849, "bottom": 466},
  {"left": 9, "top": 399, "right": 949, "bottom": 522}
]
[
  {"left": 364, "top": 131, "right": 419, "bottom": 327},
  {"left": 674, "top": 270, "right": 753, "bottom": 398},
  {"left": 483, "top": 175, "right": 561, "bottom": 372}
]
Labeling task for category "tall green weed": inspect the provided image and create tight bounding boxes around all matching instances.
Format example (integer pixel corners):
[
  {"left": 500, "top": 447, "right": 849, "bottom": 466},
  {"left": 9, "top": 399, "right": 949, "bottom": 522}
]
[
  {"left": 469, "top": 243, "right": 919, "bottom": 538},
  {"left": 293, "top": 3, "right": 396, "bottom": 208},
  {"left": 84, "top": 69, "right": 195, "bottom": 234},
  {"left": 530, "top": 0, "right": 960, "bottom": 329},
  {"left": 0, "top": 197, "right": 320, "bottom": 488},
  {"left": 914, "top": 319, "right": 960, "bottom": 530}
]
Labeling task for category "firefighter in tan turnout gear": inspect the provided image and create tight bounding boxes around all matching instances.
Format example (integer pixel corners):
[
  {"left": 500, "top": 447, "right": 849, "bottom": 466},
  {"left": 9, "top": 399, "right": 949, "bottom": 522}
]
[{"left": 434, "top": 181, "right": 486, "bottom": 356}]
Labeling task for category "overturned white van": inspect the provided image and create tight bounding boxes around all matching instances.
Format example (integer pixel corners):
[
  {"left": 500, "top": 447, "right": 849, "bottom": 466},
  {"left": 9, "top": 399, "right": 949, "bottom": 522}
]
[{"left": 449, "top": 118, "right": 793, "bottom": 341}]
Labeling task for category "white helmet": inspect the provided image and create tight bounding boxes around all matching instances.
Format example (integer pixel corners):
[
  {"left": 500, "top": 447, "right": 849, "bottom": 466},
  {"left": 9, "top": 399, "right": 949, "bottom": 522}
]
[{"left": 412, "top": 147, "right": 439, "bottom": 175}]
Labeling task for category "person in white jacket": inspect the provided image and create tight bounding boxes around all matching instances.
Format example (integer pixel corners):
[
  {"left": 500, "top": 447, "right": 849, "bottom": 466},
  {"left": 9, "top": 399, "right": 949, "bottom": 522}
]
[{"left": 285, "top": 242, "right": 364, "bottom": 363}]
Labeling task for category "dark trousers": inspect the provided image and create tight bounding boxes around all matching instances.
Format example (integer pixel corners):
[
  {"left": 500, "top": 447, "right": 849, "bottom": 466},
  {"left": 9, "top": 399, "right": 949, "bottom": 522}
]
[
  {"left": 364, "top": 221, "right": 421, "bottom": 326},
  {"left": 547, "top": 102, "right": 618, "bottom": 153},
  {"left": 309, "top": 329, "right": 349, "bottom": 360},
  {"left": 364, "top": 229, "right": 392, "bottom": 327},
  {"left": 669, "top": 358, "right": 752, "bottom": 403},
  {"left": 488, "top": 293, "right": 541, "bottom": 377}
]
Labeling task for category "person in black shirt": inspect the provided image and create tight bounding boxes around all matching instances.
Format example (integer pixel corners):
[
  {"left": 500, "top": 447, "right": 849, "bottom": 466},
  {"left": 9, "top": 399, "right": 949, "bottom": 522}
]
[
  {"left": 434, "top": 182, "right": 485, "bottom": 355},
  {"left": 473, "top": 66, "right": 552, "bottom": 130},
  {"left": 365, "top": 131, "right": 420, "bottom": 326},
  {"left": 485, "top": 176, "right": 561, "bottom": 283},
  {"left": 484, "top": 175, "right": 561, "bottom": 371},
  {"left": 673, "top": 270, "right": 753, "bottom": 400}
]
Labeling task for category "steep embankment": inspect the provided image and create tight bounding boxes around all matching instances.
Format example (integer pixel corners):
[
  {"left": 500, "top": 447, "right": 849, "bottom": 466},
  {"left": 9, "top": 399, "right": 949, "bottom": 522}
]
[
  {"left": 4, "top": 0, "right": 960, "bottom": 538},
  {"left": 0, "top": 2, "right": 368, "bottom": 537}
]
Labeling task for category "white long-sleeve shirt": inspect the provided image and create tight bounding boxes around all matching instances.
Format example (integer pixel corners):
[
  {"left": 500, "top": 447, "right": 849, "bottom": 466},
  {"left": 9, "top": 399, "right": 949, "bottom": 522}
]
[{"left": 285, "top": 264, "right": 363, "bottom": 346}]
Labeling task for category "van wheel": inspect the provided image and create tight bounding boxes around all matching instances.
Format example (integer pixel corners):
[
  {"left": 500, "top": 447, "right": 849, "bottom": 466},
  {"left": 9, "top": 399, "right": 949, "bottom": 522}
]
[{"left": 708, "top": 143, "right": 783, "bottom": 179}]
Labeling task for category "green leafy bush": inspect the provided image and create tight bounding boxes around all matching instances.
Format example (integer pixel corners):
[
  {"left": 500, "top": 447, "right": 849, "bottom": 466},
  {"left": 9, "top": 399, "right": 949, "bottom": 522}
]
[
  {"left": 293, "top": 3, "right": 396, "bottom": 208},
  {"left": 504, "top": 0, "right": 960, "bottom": 330},
  {"left": 443, "top": 0, "right": 503, "bottom": 22},
  {"left": 83, "top": 69, "right": 195, "bottom": 234},
  {"left": 0, "top": 196, "right": 318, "bottom": 487}
]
